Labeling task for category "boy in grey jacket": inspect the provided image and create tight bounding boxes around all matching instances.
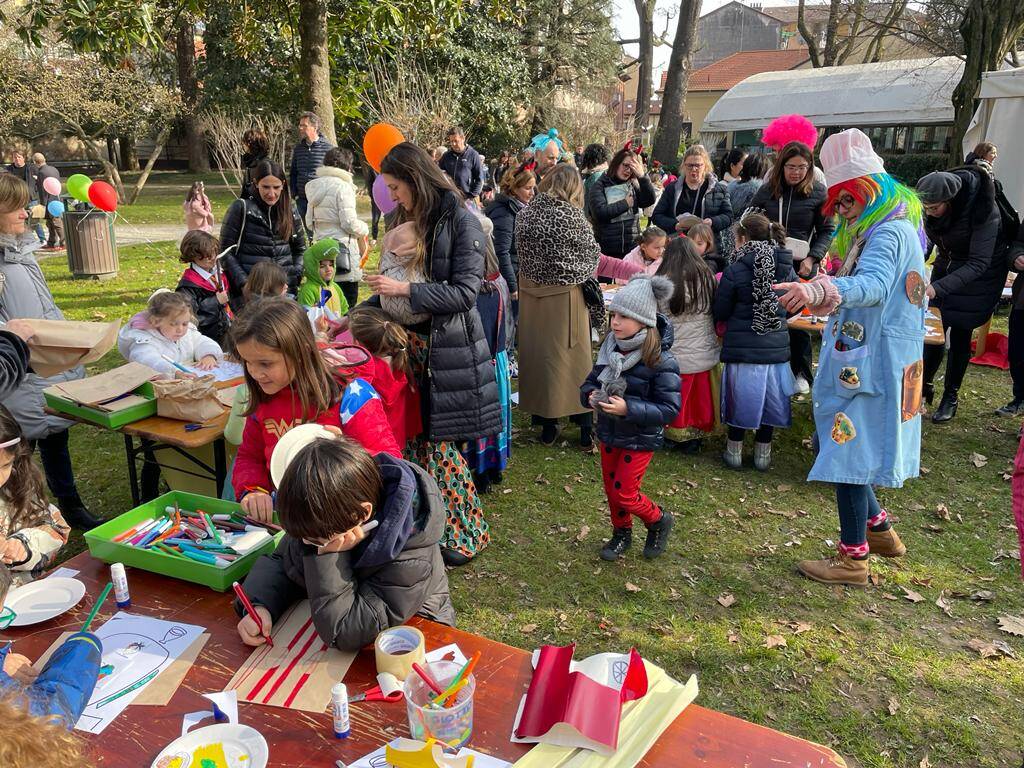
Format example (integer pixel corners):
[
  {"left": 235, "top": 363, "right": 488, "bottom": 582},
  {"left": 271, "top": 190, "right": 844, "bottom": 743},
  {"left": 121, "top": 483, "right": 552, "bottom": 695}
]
[{"left": 235, "top": 436, "right": 455, "bottom": 651}]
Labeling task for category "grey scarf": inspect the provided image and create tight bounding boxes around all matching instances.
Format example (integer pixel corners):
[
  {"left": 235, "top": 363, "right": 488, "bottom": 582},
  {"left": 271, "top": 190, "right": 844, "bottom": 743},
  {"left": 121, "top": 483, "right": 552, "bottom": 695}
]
[{"left": 594, "top": 329, "right": 648, "bottom": 403}]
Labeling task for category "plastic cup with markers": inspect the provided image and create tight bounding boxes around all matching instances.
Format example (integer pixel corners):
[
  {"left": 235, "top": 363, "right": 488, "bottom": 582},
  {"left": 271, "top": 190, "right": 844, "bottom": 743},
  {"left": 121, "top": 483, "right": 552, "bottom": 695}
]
[{"left": 404, "top": 660, "right": 476, "bottom": 749}]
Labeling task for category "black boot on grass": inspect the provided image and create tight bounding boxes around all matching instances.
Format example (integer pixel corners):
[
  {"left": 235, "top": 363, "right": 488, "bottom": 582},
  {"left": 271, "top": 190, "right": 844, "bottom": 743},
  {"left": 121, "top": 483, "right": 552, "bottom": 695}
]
[
  {"left": 600, "top": 528, "right": 632, "bottom": 561},
  {"left": 643, "top": 509, "right": 674, "bottom": 559}
]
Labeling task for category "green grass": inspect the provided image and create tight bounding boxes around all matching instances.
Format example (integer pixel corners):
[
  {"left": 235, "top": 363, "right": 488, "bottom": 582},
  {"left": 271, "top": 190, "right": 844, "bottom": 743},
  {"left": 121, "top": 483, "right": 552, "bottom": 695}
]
[{"left": 44, "top": 173, "right": 1024, "bottom": 768}]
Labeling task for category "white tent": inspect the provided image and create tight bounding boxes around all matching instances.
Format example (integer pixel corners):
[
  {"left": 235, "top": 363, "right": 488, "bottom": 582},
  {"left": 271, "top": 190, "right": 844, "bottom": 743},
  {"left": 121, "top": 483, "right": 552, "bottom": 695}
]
[
  {"left": 701, "top": 57, "right": 964, "bottom": 137},
  {"left": 964, "top": 67, "right": 1024, "bottom": 210}
]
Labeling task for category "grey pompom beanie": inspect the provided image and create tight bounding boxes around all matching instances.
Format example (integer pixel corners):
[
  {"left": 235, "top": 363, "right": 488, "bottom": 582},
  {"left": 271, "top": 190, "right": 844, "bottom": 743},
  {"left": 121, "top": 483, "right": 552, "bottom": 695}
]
[
  {"left": 608, "top": 274, "right": 674, "bottom": 327},
  {"left": 916, "top": 171, "right": 962, "bottom": 204}
]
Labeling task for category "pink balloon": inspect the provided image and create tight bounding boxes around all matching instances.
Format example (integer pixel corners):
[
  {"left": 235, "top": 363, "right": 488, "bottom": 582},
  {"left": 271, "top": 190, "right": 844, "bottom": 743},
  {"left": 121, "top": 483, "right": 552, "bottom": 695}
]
[
  {"left": 42, "top": 176, "right": 61, "bottom": 196},
  {"left": 372, "top": 174, "right": 397, "bottom": 215}
]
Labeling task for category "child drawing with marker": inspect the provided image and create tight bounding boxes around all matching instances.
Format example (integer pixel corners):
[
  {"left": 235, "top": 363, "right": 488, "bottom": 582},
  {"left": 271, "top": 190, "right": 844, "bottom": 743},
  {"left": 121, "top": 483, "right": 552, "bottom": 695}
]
[
  {"left": 230, "top": 298, "right": 399, "bottom": 523},
  {"left": 235, "top": 434, "right": 454, "bottom": 651},
  {"left": 117, "top": 290, "right": 223, "bottom": 378},
  {"left": 0, "top": 405, "right": 69, "bottom": 583}
]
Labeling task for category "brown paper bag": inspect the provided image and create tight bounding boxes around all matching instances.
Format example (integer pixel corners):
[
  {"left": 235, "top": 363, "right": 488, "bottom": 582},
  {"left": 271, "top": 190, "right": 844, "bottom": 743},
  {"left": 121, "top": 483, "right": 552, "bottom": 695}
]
[
  {"left": 25, "top": 318, "right": 121, "bottom": 377},
  {"left": 45, "top": 361, "right": 158, "bottom": 406},
  {"left": 152, "top": 375, "right": 224, "bottom": 422}
]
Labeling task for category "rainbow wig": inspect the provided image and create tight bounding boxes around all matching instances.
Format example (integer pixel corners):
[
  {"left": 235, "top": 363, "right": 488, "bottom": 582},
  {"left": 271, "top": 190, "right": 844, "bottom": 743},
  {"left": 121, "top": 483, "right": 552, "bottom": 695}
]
[
  {"left": 528, "top": 128, "right": 564, "bottom": 154},
  {"left": 823, "top": 173, "right": 924, "bottom": 259}
]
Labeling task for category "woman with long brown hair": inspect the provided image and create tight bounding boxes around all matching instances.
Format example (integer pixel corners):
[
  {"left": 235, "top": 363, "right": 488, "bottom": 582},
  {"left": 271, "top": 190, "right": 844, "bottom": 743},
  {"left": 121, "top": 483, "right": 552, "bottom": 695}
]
[
  {"left": 220, "top": 160, "right": 306, "bottom": 301},
  {"left": 515, "top": 163, "right": 601, "bottom": 447},
  {"left": 365, "top": 141, "right": 500, "bottom": 565}
]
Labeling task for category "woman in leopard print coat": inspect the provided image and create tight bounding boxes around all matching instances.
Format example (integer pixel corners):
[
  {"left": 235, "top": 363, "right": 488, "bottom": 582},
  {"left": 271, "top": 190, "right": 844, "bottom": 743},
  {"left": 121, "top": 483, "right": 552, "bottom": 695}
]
[{"left": 515, "top": 165, "right": 601, "bottom": 446}]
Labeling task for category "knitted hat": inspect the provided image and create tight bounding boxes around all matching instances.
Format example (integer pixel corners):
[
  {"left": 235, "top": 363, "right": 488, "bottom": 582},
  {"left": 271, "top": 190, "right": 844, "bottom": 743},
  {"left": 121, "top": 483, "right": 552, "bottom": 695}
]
[
  {"left": 819, "top": 128, "right": 886, "bottom": 191},
  {"left": 916, "top": 171, "right": 962, "bottom": 204},
  {"left": 608, "top": 274, "right": 674, "bottom": 327}
]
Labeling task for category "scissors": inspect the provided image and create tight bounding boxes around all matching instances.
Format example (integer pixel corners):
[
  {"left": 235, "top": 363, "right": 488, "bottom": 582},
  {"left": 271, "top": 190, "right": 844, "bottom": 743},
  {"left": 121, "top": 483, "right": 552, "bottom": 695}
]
[
  {"left": 348, "top": 682, "right": 403, "bottom": 704},
  {"left": 184, "top": 423, "right": 212, "bottom": 432}
]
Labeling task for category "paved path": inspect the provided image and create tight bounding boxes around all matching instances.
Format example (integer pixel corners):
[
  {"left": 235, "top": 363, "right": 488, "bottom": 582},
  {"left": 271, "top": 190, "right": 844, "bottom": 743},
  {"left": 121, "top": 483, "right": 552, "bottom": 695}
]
[{"left": 114, "top": 223, "right": 184, "bottom": 245}]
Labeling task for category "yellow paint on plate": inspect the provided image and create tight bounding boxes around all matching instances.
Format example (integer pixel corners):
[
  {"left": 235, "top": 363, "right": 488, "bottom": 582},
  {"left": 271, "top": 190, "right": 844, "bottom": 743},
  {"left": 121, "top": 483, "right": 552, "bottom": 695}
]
[{"left": 193, "top": 743, "right": 230, "bottom": 768}]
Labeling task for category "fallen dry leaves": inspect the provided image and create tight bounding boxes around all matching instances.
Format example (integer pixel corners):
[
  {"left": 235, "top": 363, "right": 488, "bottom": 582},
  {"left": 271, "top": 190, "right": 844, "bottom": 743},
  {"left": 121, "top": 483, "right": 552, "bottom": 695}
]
[
  {"left": 717, "top": 593, "right": 736, "bottom": 608},
  {"left": 997, "top": 615, "right": 1024, "bottom": 636},
  {"left": 965, "top": 638, "right": 1016, "bottom": 659},
  {"left": 901, "top": 587, "right": 925, "bottom": 603},
  {"left": 764, "top": 634, "right": 787, "bottom": 649}
]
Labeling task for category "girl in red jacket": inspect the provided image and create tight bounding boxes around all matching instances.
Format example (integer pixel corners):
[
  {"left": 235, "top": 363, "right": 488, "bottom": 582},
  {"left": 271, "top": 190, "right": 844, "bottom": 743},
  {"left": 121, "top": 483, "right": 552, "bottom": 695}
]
[{"left": 231, "top": 297, "right": 399, "bottom": 522}]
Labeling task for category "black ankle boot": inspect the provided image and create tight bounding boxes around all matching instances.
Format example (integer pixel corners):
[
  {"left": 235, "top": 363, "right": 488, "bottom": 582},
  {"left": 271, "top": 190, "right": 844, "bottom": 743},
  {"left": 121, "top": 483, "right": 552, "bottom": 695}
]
[
  {"left": 473, "top": 471, "right": 491, "bottom": 495},
  {"left": 923, "top": 382, "right": 934, "bottom": 406},
  {"left": 600, "top": 528, "right": 632, "bottom": 561},
  {"left": 579, "top": 419, "right": 594, "bottom": 450},
  {"left": 441, "top": 548, "right": 472, "bottom": 567},
  {"left": 932, "top": 391, "right": 958, "bottom": 423},
  {"left": 539, "top": 422, "right": 561, "bottom": 446},
  {"left": 677, "top": 438, "right": 703, "bottom": 454},
  {"left": 643, "top": 510, "right": 674, "bottom": 559},
  {"left": 56, "top": 494, "right": 102, "bottom": 531}
]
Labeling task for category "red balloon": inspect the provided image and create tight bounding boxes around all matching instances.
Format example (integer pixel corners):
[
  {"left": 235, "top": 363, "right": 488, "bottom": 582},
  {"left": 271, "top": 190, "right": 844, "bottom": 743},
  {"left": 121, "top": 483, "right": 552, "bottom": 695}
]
[
  {"left": 88, "top": 180, "right": 118, "bottom": 212},
  {"left": 363, "top": 123, "right": 405, "bottom": 173}
]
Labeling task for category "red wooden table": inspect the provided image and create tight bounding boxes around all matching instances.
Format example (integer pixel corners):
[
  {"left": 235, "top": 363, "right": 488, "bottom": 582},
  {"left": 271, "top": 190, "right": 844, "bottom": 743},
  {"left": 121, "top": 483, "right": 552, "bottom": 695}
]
[{"left": 2, "top": 553, "right": 848, "bottom": 767}]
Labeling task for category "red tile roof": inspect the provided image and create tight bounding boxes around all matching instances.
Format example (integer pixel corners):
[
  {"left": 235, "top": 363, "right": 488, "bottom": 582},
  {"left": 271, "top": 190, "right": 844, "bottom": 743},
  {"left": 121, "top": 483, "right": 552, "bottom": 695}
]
[{"left": 686, "top": 48, "right": 810, "bottom": 91}]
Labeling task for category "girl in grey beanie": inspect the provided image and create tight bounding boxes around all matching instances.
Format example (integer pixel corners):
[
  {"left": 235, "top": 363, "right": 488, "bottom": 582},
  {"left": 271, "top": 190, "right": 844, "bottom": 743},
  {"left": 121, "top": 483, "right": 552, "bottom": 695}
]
[{"left": 580, "top": 274, "right": 682, "bottom": 561}]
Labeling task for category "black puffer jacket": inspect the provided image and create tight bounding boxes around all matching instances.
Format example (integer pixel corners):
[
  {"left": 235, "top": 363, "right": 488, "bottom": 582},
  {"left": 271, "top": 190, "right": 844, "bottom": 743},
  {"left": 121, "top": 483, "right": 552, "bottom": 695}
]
[
  {"left": 237, "top": 453, "right": 455, "bottom": 652},
  {"left": 580, "top": 314, "right": 681, "bottom": 451},
  {"left": 588, "top": 172, "right": 657, "bottom": 257},
  {"left": 409, "top": 191, "right": 502, "bottom": 442},
  {"left": 484, "top": 194, "right": 524, "bottom": 294},
  {"left": 219, "top": 197, "right": 307, "bottom": 298},
  {"left": 651, "top": 174, "right": 733, "bottom": 250},
  {"left": 925, "top": 166, "right": 1009, "bottom": 329},
  {"left": 713, "top": 242, "right": 797, "bottom": 364},
  {"left": 749, "top": 181, "right": 834, "bottom": 263}
]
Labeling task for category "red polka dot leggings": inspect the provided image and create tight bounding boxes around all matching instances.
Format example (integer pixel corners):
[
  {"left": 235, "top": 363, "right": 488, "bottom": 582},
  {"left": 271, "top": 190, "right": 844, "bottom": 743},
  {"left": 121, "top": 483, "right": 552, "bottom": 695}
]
[{"left": 600, "top": 444, "right": 660, "bottom": 529}]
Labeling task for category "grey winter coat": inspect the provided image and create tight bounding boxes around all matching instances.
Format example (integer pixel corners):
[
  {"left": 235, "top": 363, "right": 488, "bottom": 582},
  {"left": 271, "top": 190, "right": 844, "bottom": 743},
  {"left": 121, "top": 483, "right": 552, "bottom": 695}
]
[
  {"left": 408, "top": 191, "right": 502, "bottom": 442},
  {"left": 0, "top": 233, "right": 83, "bottom": 439},
  {"left": 237, "top": 453, "right": 455, "bottom": 652}
]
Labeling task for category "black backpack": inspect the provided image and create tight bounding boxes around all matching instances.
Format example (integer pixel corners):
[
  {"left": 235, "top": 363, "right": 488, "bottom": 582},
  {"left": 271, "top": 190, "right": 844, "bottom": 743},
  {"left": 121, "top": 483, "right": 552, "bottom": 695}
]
[{"left": 951, "top": 164, "right": 1020, "bottom": 242}]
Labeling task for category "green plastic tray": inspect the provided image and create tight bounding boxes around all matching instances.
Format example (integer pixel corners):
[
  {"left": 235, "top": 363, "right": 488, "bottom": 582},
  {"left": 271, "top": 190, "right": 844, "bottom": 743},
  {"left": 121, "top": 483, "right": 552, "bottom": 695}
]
[
  {"left": 84, "top": 490, "right": 283, "bottom": 592},
  {"left": 44, "top": 381, "right": 157, "bottom": 429}
]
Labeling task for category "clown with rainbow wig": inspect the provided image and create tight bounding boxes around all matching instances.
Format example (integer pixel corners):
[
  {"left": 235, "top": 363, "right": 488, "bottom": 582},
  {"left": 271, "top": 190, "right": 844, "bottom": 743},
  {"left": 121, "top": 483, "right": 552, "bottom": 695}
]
[{"left": 774, "top": 128, "right": 926, "bottom": 586}]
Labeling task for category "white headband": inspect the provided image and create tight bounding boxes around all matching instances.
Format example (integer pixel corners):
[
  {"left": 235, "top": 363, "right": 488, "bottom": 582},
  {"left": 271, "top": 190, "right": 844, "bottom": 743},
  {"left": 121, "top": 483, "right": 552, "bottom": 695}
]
[{"left": 0, "top": 437, "right": 20, "bottom": 450}]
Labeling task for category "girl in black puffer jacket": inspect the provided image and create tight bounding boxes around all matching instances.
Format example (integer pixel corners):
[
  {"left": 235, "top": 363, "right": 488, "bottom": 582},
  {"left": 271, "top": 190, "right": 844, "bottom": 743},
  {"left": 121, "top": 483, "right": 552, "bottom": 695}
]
[
  {"left": 713, "top": 212, "right": 797, "bottom": 472},
  {"left": 220, "top": 160, "right": 306, "bottom": 302},
  {"left": 581, "top": 274, "right": 680, "bottom": 563}
]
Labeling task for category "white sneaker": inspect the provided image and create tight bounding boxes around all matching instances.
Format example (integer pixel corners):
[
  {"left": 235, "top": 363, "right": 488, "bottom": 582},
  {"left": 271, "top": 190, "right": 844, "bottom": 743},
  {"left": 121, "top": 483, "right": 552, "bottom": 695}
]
[
  {"left": 723, "top": 439, "right": 743, "bottom": 469},
  {"left": 794, "top": 375, "right": 810, "bottom": 395},
  {"left": 753, "top": 441, "right": 772, "bottom": 471}
]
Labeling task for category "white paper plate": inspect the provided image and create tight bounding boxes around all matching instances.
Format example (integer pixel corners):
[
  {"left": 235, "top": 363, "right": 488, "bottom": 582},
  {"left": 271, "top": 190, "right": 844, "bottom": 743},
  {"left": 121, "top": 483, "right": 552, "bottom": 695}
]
[
  {"left": 150, "top": 724, "right": 269, "bottom": 768},
  {"left": 269, "top": 423, "right": 335, "bottom": 486},
  {"left": 2, "top": 577, "right": 85, "bottom": 626}
]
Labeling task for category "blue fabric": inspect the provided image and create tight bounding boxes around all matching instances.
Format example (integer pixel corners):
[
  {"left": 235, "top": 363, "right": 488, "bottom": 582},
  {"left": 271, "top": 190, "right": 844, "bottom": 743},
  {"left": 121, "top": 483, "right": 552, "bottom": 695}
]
[
  {"left": 462, "top": 351, "right": 512, "bottom": 475},
  {"left": 809, "top": 219, "right": 925, "bottom": 487},
  {"left": 0, "top": 632, "right": 101, "bottom": 728},
  {"left": 338, "top": 378, "right": 380, "bottom": 425},
  {"left": 439, "top": 146, "right": 484, "bottom": 197},
  {"left": 721, "top": 362, "right": 794, "bottom": 430}
]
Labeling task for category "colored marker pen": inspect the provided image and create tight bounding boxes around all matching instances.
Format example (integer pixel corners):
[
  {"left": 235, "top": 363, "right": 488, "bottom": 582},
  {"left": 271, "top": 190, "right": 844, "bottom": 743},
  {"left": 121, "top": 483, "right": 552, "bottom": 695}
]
[
  {"left": 331, "top": 682, "right": 350, "bottom": 739},
  {"left": 110, "top": 563, "right": 131, "bottom": 608}
]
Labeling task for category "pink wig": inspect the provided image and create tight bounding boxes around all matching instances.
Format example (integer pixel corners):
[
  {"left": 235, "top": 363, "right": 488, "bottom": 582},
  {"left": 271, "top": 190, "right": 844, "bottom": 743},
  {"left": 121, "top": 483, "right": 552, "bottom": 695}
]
[{"left": 761, "top": 115, "right": 819, "bottom": 152}]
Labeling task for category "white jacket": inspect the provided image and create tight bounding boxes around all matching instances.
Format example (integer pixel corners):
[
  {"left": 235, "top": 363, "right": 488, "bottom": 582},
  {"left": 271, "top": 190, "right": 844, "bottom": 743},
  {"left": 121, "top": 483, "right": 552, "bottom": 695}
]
[
  {"left": 117, "top": 311, "right": 223, "bottom": 377},
  {"left": 304, "top": 166, "right": 369, "bottom": 282},
  {"left": 660, "top": 291, "right": 720, "bottom": 375}
]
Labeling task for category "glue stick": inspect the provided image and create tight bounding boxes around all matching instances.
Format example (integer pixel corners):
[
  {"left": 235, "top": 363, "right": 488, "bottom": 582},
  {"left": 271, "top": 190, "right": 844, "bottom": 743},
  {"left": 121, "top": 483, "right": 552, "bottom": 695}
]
[
  {"left": 331, "top": 682, "right": 350, "bottom": 739},
  {"left": 111, "top": 563, "right": 131, "bottom": 608}
]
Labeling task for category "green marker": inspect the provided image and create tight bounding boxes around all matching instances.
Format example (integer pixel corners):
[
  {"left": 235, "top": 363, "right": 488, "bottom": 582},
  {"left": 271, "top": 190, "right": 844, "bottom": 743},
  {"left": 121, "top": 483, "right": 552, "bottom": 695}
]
[{"left": 92, "top": 668, "right": 160, "bottom": 708}]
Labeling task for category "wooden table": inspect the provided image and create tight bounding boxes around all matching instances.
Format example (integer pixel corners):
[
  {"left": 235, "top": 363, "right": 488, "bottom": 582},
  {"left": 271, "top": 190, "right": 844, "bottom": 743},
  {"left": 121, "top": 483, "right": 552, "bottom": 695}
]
[
  {"left": 2, "top": 552, "right": 848, "bottom": 767},
  {"left": 46, "top": 378, "right": 241, "bottom": 505},
  {"left": 789, "top": 308, "right": 945, "bottom": 346}
]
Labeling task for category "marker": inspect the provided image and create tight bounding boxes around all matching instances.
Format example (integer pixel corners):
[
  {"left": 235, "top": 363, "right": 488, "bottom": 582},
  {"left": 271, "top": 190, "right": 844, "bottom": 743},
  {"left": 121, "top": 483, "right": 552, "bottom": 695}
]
[
  {"left": 331, "top": 682, "right": 350, "bottom": 739},
  {"left": 159, "top": 356, "right": 192, "bottom": 376},
  {"left": 232, "top": 580, "right": 273, "bottom": 647},
  {"left": 360, "top": 520, "right": 379, "bottom": 535},
  {"left": 113, "top": 517, "right": 154, "bottom": 543},
  {"left": 110, "top": 563, "right": 131, "bottom": 609},
  {"left": 92, "top": 668, "right": 160, "bottom": 708},
  {"left": 179, "top": 548, "right": 218, "bottom": 565}
]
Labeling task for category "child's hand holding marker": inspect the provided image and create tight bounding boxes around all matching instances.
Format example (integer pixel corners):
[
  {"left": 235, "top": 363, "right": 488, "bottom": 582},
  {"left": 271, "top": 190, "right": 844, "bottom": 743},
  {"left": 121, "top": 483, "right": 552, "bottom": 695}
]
[
  {"left": 241, "top": 489, "right": 274, "bottom": 523},
  {"left": 237, "top": 604, "right": 274, "bottom": 647}
]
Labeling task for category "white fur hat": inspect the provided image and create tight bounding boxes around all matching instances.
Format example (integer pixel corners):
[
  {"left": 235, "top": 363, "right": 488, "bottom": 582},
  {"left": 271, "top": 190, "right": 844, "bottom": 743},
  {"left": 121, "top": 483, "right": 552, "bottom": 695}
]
[{"left": 819, "top": 128, "right": 886, "bottom": 191}]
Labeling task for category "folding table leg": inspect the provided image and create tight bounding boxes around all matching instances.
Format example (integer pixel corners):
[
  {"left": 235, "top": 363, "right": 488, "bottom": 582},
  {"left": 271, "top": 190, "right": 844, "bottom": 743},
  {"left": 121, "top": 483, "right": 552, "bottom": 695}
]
[
  {"left": 123, "top": 434, "right": 141, "bottom": 507},
  {"left": 214, "top": 438, "right": 227, "bottom": 499}
]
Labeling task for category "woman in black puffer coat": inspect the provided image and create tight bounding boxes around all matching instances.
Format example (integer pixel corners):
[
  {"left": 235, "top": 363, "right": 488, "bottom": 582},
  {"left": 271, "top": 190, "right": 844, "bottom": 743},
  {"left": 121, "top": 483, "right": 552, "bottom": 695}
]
[
  {"left": 918, "top": 166, "right": 1009, "bottom": 423},
  {"left": 588, "top": 146, "right": 657, "bottom": 259},
  {"left": 365, "top": 142, "right": 500, "bottom": 566},
  {"left": 750, "top": 141, "right": 834, "bottom": 390},
  {"left": 220, "top": 160, "right": 306, "bottom": 301},
  {"left": 651, "top": 145, "right": 733, "bottom": 252}
]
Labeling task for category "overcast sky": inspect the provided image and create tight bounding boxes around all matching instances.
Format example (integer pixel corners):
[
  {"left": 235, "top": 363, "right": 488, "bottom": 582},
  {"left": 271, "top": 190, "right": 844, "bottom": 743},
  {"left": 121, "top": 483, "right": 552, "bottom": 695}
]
[{"left": 610, "top": 0, "right": 801, "bottom": 76}]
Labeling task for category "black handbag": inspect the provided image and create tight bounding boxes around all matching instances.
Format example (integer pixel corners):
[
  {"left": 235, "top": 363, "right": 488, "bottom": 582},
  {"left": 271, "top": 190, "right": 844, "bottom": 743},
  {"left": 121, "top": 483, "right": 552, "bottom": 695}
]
[{"left": 580, "top": 277, "right": 606, "bottom": 332}]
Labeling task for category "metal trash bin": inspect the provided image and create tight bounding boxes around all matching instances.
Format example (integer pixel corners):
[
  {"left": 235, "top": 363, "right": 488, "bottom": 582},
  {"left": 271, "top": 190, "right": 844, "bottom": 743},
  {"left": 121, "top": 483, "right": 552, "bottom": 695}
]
[{"left": 64, "top": 208, "right": 118, "bottom": 280}]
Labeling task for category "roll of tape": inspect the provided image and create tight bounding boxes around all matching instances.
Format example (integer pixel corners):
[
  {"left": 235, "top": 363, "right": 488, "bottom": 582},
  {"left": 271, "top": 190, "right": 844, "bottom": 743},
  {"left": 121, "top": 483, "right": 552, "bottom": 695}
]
[{"left": 374, "top": 626, "right": 425, "bottom": 681}]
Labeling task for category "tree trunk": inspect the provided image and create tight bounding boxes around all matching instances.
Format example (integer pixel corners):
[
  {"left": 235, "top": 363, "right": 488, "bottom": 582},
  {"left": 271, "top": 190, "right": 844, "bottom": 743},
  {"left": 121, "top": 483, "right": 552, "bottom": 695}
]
[
  {"left": 652, "top": 0, "right": 701, "bottom": 169},
  {"left": 298, "top": 0, "right": 336, "bottom": 145},
  {"left": 951, "top": 0, "right": 1024, "bottom": 153},
  {"left": 119, "top": 135, "right": 140, "bottom": 171},
  {"left": 81, "top": 140, "right": 127, "bottom": 202},
  {"left": 128, "top": 126, "right": 172, "bottom": 205},
  {"left": 106, "top": 136, "right": 118, "bottom": 166},
  {"left": 176, "top": 17, "right": 209, "bottom": 172},
  {"left": 632, "top": 0, "right": 656, "bottom": 132}
]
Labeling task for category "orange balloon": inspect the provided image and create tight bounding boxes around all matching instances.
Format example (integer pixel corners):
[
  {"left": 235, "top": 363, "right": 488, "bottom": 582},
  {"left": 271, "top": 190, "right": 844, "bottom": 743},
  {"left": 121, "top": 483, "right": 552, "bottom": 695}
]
[{"left": 363, "top": 123, "right": 405, "bottom": 173}]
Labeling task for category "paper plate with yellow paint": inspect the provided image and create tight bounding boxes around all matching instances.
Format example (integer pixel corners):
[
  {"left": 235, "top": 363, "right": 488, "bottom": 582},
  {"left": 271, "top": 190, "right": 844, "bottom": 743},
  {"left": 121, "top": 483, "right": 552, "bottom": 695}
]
[{"left": 150, "top": 723, "right": 268, "bottom": 768}]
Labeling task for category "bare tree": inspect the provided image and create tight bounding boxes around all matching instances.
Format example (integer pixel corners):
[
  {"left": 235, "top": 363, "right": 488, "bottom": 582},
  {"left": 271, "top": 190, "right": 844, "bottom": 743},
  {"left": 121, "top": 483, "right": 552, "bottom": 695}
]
[
  {"left": 201, "top": 109, "right": 292, "bottom": 194},
  {"left": 362, "top": 55, "right": 459, "bottom": 148},
  {"left": 798, "top": 0, "right": 916, "bottom": 67},
  {"left": 652, "top": 0, "right": 701, "bottom": 168}
]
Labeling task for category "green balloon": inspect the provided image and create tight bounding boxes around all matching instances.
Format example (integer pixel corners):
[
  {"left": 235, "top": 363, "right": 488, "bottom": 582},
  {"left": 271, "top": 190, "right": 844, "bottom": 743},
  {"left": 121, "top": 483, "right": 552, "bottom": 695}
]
[{"left": 67, "top": 174, "right": 93, "bottom": 202}]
